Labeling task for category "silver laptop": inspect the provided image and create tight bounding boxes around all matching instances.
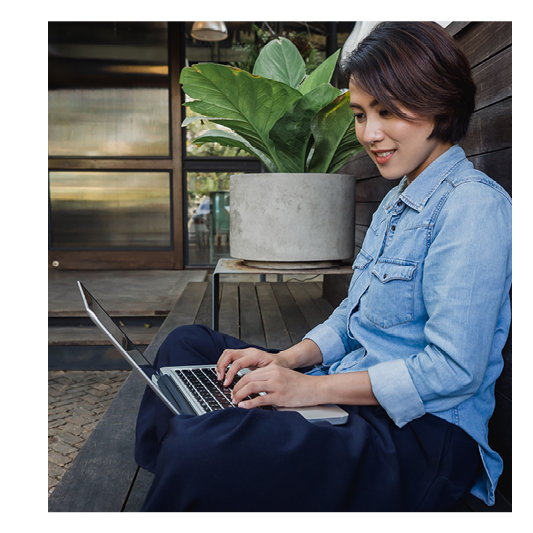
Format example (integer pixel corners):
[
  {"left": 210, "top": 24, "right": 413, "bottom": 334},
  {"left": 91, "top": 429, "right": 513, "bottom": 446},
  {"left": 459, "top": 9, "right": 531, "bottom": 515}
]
[{"left": 77, "top": 281, "right": 348, "bottom": 425}]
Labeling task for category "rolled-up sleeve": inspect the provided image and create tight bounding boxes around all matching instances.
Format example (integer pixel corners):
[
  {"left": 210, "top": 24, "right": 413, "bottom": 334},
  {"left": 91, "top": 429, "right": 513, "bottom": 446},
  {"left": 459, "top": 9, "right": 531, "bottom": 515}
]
[{"left": 368, "top": 359, "right": 425, "bottom": 427}]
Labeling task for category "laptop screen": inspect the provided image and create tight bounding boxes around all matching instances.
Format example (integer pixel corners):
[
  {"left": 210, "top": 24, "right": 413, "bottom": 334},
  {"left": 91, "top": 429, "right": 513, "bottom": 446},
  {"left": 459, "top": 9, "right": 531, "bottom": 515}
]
[{"left": 77, "top": 281, "right": 156, "bottom": 379}]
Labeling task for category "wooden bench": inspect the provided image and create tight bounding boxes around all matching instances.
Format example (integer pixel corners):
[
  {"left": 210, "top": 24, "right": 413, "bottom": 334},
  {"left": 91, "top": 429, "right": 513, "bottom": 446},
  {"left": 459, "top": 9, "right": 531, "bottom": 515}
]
[{"left": 48, "top": 280, "right": 511, "bottom": 512}]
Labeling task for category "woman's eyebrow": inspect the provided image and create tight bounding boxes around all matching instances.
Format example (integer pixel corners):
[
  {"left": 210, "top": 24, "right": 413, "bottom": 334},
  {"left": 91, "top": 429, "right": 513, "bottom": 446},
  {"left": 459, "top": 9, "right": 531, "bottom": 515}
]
[{"left": 349, "top": 99, "right": 380, "bottom": 110}]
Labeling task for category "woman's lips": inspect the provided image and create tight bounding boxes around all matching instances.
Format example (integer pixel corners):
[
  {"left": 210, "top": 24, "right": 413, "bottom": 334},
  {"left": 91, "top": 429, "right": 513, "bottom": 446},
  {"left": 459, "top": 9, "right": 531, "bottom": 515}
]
[{"left": 373, "top": 150, "right": 396, "bottom": 165}]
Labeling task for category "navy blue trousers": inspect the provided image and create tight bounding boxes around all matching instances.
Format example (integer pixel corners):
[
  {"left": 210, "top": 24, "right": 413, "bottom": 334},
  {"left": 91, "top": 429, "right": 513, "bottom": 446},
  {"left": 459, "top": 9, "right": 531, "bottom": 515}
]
[{"left": 135, "top": 324, "right": 479, "bottom": 512}]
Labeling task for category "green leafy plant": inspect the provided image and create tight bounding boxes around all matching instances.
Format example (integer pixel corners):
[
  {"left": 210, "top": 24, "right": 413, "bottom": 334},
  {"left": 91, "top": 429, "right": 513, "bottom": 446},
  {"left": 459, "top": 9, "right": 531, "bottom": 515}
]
[
  {"left": 231, "top": 23, "right": 322, "bottom": 75},
  {"left": 180, "top": 37, "right": 363, "bottom": 173}
]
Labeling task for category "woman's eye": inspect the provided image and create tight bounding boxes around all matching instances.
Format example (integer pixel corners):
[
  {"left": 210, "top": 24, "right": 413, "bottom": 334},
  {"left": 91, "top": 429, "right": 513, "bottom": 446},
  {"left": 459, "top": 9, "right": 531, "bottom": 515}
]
[
  {"left": 379, "top": 109, "right": 391, "bottom": 117},
  {"left": 354, "top": 113, "right": 365, "bottom": 122}
]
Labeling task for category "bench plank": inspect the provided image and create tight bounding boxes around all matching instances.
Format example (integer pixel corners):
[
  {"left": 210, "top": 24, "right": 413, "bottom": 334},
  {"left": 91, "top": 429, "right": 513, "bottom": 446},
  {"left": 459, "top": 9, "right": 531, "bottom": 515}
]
[
  {"left": 256, "top": 283, "right": 292, "bottom": 350},
  {"left": 193, "top": 282, "right": 212, "bottom": 327},
  {"left": 123, "top": 467, "right": 155, "bottom": 512},
  {"left": 219, "top": 283, "right": 239, "bottom": 339},
  {"left": 271, "top": 282, "right": 311, "bottom": 345},
  {"left": 239, "top": 282, "right": 266, "bottom": 347},
  {"left": 302, "top": 282, "right": 334, "bottom": 319},
  {"left": 286, "top": 282, "right": 326, "bottom": 330},
  {"left": 299, "top": 281, "right": 322, "bottom": 300}
]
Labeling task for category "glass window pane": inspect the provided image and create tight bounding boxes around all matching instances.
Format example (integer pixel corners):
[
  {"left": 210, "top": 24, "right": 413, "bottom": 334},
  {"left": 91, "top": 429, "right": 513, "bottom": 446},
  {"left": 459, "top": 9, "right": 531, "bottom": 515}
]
[
  {"left": 187, "top": 172, "right": 237, "bottom": 265},
  {"left": 49, "top": 88, "right": 169, "bottom": 157},
  {"left": 48, "top": 22, "right": 169, "bottom": 157},
  {"left": 49, "top": 171, "right": 171, "bottom": 249}
]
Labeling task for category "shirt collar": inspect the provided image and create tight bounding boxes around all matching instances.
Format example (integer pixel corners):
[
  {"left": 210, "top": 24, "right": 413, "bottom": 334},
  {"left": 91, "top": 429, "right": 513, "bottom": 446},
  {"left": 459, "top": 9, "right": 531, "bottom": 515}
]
[{"left": 398, "top": 145, "right": 467, "bottom": 212}]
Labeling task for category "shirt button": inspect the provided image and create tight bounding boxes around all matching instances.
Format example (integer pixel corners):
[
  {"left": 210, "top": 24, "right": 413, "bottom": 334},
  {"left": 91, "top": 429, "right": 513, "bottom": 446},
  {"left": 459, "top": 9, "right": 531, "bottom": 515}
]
[
  {"left": 391, "top": 225, "right": 396, "bottom": 231},
  {"left": 397, "top": 201, "right": 403, "bottom": 207}
]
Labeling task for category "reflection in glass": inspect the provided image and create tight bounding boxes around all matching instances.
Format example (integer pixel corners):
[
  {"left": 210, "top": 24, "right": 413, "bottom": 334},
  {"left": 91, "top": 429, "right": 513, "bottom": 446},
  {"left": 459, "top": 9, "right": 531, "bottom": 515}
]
[
  {"left": 48, "top": 89, "right": 169, "bottom": 157},
  {"left": 50, "top": 172, "right": 171, "bottom": 249},
  {"left": 187, "top": 172, "right": 238, "bottom": 265},
  {"left": 48, "top": 21, "right": 169, "bottom": 157}
]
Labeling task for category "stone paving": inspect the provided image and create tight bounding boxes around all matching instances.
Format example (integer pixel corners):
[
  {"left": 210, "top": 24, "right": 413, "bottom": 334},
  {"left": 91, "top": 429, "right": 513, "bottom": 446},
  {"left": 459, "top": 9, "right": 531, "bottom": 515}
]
[{"left": 48, "top": 370, "right": 131, "bottom": 497}]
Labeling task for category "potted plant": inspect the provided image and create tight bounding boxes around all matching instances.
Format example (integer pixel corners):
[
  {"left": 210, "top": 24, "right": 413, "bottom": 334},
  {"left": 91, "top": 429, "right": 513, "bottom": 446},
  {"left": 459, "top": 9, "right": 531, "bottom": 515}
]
[{"left": 180, "top": 37, "right": 363, "bottom": 268}]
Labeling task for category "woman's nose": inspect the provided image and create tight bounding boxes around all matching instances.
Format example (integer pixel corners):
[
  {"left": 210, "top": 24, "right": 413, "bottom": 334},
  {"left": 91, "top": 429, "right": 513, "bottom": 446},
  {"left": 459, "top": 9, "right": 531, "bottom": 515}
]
[{"left": 363, "top": 117, "right": 384, "bottom": 144}]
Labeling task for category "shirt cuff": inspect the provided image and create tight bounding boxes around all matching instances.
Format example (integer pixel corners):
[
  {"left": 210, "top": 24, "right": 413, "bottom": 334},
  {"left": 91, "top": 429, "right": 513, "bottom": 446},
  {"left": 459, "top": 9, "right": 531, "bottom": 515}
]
[
  {"left": 303, "top": 324, "right": 347, "bottom": 367},
  {"left": 368, "top": 359, "right": 426, "bottom": 427}
]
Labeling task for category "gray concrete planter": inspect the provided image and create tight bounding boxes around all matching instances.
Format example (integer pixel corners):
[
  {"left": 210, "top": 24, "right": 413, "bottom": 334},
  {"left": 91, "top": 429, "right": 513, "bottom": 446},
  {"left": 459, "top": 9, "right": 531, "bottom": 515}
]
[{"left": 229, "top": 173, "right": 356, "bottom": 269}]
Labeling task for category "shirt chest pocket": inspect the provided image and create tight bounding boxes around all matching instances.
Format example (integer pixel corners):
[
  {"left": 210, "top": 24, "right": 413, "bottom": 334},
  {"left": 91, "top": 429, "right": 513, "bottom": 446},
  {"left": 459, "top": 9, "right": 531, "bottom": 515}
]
[
  {"left": 350, "top": 250, "right": 372, "bottom": 287},
  {"left": 364, "top": 259, "right": 417, "bottom": 328}
]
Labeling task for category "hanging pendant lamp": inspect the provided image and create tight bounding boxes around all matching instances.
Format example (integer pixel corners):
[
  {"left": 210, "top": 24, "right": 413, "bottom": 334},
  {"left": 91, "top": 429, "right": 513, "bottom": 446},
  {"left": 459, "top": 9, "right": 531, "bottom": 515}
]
[{"left": 191, "top": 21, "right": 228, "bottom": 42}]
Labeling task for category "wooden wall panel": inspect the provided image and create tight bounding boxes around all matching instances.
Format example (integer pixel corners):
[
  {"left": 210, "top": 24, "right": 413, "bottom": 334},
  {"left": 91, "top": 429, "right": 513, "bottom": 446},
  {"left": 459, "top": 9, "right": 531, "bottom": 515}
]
[
  {"left": 469, "top": 149, "right": 512, "bottom": 197},
  {"left": 472, "top": 46, "right": 512, "bottom": 110},
  {"left": 457, "top": 21, "right": 511, "bottom": 68},
  {"left": 461, "top": 98, "right": 512, "bottom": 156}
]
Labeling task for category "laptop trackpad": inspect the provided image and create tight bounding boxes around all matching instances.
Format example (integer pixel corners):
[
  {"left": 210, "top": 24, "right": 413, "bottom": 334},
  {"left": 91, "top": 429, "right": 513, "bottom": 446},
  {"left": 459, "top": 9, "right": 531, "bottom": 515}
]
[{"left": 276, "top": 405, "right": 349, "bottom": 425}]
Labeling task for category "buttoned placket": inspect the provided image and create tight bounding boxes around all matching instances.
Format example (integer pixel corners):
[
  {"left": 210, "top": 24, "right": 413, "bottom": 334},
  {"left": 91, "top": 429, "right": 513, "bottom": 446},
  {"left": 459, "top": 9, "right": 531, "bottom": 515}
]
[
  {"left": 347, "top": 197, "right": 407, "bottom": 338},
  {"left": 381, "top": 199, "right": 406, "bottom": 255}
]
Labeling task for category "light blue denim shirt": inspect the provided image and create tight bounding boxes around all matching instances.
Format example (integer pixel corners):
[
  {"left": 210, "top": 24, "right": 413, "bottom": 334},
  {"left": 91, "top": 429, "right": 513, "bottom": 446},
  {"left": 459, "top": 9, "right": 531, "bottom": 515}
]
[{"left": 304, "top": 145, "right": 512, "bottom": 506}]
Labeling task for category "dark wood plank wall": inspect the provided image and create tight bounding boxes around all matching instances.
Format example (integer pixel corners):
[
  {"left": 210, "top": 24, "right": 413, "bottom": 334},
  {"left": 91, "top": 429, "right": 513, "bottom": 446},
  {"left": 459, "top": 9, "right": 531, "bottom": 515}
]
[{"left": 326, "top": 21, "right": 512, "bottom": 505}]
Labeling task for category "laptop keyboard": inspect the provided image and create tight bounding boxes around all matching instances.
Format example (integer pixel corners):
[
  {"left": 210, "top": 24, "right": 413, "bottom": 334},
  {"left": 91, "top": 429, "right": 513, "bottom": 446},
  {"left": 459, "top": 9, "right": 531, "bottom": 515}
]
[{"left": 175, "top": 367, "right": 274, "bottom": 412}]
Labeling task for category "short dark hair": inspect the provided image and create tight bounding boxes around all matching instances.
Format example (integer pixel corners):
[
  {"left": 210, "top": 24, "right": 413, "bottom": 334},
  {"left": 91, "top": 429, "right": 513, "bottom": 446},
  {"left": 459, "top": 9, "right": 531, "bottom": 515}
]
[{"left": 341, "top": 22, "right": 477, "bottom": 144}]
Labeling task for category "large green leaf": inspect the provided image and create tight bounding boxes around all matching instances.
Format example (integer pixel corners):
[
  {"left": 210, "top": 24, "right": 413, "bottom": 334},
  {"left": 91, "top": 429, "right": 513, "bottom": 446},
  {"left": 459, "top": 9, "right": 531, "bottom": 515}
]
[
  {"left": 307, "top": 92, "right": 359, "bottom": 173},
  {"left": 298, "top": 49, "right": 340, "bottom": 95},
  {"left": 252, "top": 37, "right": 306, "bottom": 89},
  {"left": 327, "top": 125, "right": 365, "bottom": 173},
  {"left": 181, "top": 63, "right": 301, "bottom": 168},
  {"left": 269, "top": 83, "right": 341, "bottom": 173},
  {"left": 193, "top": 130, "right": 277, "bottom": 172}
]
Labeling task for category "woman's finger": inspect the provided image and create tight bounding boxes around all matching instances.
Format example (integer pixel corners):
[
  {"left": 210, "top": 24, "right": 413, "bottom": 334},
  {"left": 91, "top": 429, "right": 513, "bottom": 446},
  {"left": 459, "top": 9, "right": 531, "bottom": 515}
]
[
  {"left": 216, "top": 349, "right": 246, "bottom": 380},
  {"left": 231, "top": 369, "right": 272, "bottom": 404},
  {"left": 222, "top": 349, "right": 268, "bottom": 385},
  {"left": 236, "top": 392, "right": 271, "bottom": 410},
  {"left": 223, "top": 357, "right": 250, "bottom": 386}
]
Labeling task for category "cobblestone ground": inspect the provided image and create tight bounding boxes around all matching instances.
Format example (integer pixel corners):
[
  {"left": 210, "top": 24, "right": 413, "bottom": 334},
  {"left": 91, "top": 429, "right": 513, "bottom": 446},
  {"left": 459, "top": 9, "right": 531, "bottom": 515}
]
[{"left": 48, "top": 370, "right": 131, "bottom": 497}]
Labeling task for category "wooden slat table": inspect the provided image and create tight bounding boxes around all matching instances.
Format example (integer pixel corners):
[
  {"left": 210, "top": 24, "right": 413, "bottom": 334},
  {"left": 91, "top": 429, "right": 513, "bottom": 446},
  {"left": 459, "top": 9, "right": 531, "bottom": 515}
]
[{"left": 212, "top": 258, "right": 353, "bottom": 331}]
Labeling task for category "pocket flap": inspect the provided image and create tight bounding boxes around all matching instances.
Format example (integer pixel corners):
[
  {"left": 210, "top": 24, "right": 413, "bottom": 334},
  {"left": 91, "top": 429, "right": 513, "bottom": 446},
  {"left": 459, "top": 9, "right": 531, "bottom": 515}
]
[
  {"left": 372, "top": 260, "right": 416, "bottom": 283},
  {"left": 352, "top": 250, "right": 372, "bottom": 270}
]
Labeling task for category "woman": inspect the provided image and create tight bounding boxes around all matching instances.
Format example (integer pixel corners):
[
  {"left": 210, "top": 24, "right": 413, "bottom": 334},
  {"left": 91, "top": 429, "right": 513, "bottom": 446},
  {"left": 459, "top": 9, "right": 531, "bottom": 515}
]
[{"left": 135, "top": 22, "right": 512, "bottom": 511}]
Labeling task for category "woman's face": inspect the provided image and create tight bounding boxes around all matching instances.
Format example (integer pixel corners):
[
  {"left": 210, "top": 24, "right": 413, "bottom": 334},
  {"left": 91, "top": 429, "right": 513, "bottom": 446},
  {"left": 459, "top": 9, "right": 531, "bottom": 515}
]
[{"left": 349, "top": 83, "right": 452, "bottom": 184}]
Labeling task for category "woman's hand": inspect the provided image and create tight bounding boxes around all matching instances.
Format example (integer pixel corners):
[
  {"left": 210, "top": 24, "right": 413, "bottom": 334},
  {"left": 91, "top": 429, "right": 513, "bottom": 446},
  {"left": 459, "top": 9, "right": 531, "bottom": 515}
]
[
  {"left": 216, "top": 339, "right": 327, "bottom": 409},
  {"left": 230, "top": 365, "right": 319, "bottom": 409},
  {"left": 216, "top": 348, "right": 290, "bottom": 386}
]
